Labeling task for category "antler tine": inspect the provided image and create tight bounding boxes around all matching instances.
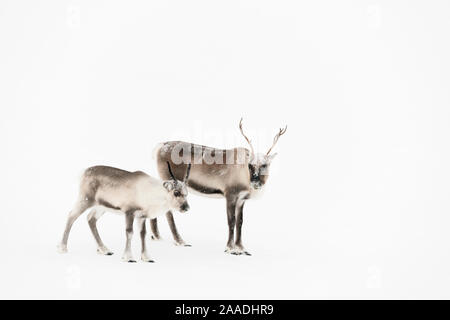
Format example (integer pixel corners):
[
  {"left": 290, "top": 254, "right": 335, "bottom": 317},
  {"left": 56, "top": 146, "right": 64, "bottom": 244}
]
[
  {"left": 266, "top": 125, "right": 287, "bottom": 155},
  {"left": 239, "top": 118, "right": 255, "bottom": 156},
  {"left": 184, "top": 163, "right": 191, "bottom": 182},
  {"left": 166, "top": 161, "right": 177, "bottom": 180}
]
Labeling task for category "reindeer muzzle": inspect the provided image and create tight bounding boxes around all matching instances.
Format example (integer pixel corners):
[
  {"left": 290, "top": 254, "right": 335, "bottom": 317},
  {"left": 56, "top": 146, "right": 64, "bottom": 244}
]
[{"left": 180, "top": 202, "right": 190, "bottom": 213}]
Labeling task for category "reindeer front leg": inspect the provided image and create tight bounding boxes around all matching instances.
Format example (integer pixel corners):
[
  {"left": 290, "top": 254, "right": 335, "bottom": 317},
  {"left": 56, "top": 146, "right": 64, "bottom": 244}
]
[
  {"left": 137, "top": 217, "right": 154, "bottom": 262},
  {"left": 225, "top": 194, "right": 237, "bottom": 254},
  {"left": 122, "top": 212, "right": 136, "bottom": 262},
  {"left": 235, "top": 200, "right": 251, "bottom": 256},
  {"left": 166, "top": 211, "right": 191, "bottom": 246},
  {"left": 150, "top": 218, "right": 162, "bottom": 240}
]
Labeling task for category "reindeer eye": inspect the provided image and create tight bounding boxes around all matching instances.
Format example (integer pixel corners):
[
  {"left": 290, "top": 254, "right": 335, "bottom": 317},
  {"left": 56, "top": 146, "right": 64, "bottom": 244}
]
[
  {"left": 261, "top": 164, "right": 267, "bottom": 169},
  {"left": 174, "top": 191, "right": 181, "bottom": 197}
]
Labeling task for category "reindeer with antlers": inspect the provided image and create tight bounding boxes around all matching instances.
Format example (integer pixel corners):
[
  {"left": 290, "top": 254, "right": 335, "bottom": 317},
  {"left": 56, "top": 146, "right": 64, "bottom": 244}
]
[{"left": 152, "top": 119, "right": 287, "bottom": 255}]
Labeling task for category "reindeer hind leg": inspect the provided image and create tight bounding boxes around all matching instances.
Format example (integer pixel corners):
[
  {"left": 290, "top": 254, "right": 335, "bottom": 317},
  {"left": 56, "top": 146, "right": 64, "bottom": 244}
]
[
  {"left": 87, "top": 208, "right": 113, "bottom": 255},
  {"left": 58, "top": 196, "right": 93, "bottom": 253}
]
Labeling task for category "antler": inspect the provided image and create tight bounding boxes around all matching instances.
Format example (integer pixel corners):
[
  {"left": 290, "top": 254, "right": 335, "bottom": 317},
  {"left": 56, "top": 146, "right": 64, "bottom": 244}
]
[
  {"left": 167, "top": 161, "right": 177, "bottom": 180},
  {"left": 184, "top": 163, "right": 191, "bottom": 182},
  {"left": 239, "top": 118, "right": 255, "bottom": 157},
  {"left": 266, "top": 125, "right": 287, "bottom": 155}
]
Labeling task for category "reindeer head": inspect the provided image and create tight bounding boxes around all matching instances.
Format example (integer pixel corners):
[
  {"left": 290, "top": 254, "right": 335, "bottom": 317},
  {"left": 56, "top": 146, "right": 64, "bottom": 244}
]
[
  {"left": 239, "top": 118, "right": 287, "bottom": 190},
  {"left": 163, "top": 162, "right": 191, "bottom": 213}
]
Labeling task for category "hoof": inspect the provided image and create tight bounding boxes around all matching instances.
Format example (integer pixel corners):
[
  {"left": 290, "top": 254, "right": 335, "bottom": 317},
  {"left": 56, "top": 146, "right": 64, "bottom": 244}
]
[
  {"left": 97, "top": 246, "right": 114, "bottom": 255},
  {"left": 174, "top": 241, "right": 191, "bottom": 247},
  {"left": 141, "top": 254, "right": 155, "bottom": 263},
  {"left": 224, "top": 246, "right": 236, "bottom": 255},
  {"left": 226, "top": 246, "right": 251, "bottom": 256},
  {"left": 122, "top": 256, "right": 136, "bottom": 262},
  {"left": 151, "top": 235, "right": 162, "bottom": 241},
  {"left": 237, "top": 249, "right": 251, "bottom": 256},
  {"left": 237, "top": 247, "right": 251, "bottom": 256}
]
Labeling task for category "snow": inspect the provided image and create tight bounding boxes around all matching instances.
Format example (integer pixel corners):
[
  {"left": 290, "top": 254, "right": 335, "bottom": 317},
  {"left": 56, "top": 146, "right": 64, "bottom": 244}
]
[
  {"left": 2, "top": 0, "right": 450, "bottom": 300},
  {"left": 0, "top": 198, "right": 313, "bottom": 299}
]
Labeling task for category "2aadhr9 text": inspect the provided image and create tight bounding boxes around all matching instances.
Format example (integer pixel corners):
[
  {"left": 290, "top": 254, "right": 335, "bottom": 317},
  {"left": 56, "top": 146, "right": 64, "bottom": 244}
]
[{"left": 175, "top": 304, "right": 274, "bottom": 317}]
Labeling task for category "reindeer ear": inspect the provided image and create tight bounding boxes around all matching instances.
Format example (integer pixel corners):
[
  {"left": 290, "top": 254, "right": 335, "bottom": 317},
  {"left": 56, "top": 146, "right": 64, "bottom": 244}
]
[{"left": 163, "top": 181, "right": 174, "bottom": 191}]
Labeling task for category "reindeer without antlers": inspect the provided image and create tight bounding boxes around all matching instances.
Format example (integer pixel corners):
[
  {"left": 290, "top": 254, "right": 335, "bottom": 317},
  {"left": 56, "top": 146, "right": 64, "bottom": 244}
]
[
  {"left": 58, "top": 163, "right": 191, "bottom": 262},
  {"left": 152, "top": 118, "right": 287, "bottom": 255}
]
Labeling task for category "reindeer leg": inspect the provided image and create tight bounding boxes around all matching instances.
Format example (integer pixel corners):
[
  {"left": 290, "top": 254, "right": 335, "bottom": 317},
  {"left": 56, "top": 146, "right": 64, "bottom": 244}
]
[
  {"left": 87, "top": 208, "right": 113, "bottom": 255},
  {"left": 166, "top": 211, "right": 191, "bottom": 247},
  {"left": 122, "top": 212, "right": 136, "bottom": 262},
  {"left": 137, "top": 218, "right": 154, "bottom": 262},
  {"left": 235, "top": 200, "right": 251, "bottom": 256},
  {"left": 150, "top": 218, "right": 162, "bottom": 240},
  {"left": 58, "top": 196, "right": 92, "bottom": 253},
  {"left": 225, "top": 195, "right": 237, "bottom": 254}
]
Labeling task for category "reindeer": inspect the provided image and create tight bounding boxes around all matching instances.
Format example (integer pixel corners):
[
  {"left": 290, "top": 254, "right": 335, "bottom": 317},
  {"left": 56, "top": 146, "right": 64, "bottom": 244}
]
[
  {"left": 152, "top": 119, "right": 287, "bottom": 255},
  {"left": 57, "top": 163, "right": 191, "bottom": 262}
]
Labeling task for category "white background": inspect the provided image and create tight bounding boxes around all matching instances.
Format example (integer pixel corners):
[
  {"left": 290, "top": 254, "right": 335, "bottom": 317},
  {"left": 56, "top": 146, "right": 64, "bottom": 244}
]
[{"left": 1, "top": 0, "right": 450, "bottom": 299}]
